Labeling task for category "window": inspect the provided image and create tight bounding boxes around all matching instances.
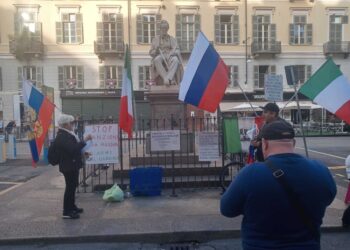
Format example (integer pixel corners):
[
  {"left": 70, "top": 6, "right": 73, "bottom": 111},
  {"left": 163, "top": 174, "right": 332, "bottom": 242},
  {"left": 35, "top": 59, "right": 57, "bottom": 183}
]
[
  {"left": 253, "top": 65, "right": 276, "bottom": 89},
  {"left": 58, "top": 66, "right": 84, "bottom": 89},
  {"left": 176, "top": 14, "right": 200, "bottom": 52},
  {"left": 99, "top": 66, "right": 123, "bottom": 89},
  {"left": 215, "top": 15, "right": 239, "bottom": 45},
  {"left": 290, "top": 15, "right": 312, "bottom": 45},
  {"left": 252, "top": 15, "right": 276, "bottom": 48},
  {"left": 293, "top": 65, "right": 312, "bottom": 85},
  {"left": 56, "top": 13, "right": 83, "bottom": 44},
  {"left": 96, "top": 13, "right": 123, "bottom": 51},
  {"left": 0, "top": 68, "right": 2, "bottom": 91},
  {"left": 136, "top": 14, "right": 160, "bottom": 44},
  {"left": 329, "top": 14, "right": 348, "bottom": 42},
  {"left": 17, "top": 66, "right": 43, "bottom": 90},
  {"left": 14, "top": 11, "right": 42, "bottom": 41},
  {"left": 228, "top": 65, "right": 239, "bottom": 87},
  {"left": 138, "top": 66, "right": 151, "bottom": 89}
]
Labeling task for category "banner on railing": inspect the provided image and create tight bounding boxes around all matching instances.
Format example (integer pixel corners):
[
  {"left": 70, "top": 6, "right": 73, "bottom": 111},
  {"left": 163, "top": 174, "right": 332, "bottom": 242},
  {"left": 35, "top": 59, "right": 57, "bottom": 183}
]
[
  {"left": 197, "top": 131, "right": 220, "bottom": 162},
  {"left": 84, "top": 123, "right": 119, "bottom": 164}
]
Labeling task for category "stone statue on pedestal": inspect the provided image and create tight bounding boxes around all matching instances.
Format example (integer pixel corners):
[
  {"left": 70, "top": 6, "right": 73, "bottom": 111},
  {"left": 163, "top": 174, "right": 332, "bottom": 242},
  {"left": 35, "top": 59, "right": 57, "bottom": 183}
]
[{"left": 149, "top": 20, "right": 183, "bottom": 86}]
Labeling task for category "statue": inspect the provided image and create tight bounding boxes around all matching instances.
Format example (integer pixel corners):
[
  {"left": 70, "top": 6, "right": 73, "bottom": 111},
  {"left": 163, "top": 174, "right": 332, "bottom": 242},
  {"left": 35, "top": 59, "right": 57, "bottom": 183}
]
[{"left": 149, "top": 20, "right": 183, "bottom": 86}]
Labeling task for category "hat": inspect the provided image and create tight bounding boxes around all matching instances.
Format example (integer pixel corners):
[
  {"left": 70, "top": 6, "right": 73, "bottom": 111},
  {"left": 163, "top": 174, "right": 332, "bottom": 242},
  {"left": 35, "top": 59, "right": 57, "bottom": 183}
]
[
  {"left": 58, "top": 114, "right": 75, "bottom": 126},
  {"left": 261, "top": 103, "right": 280, "bottom": 114},
  {"left": 261, "top": 120, "right": 295, "bottom": 140}
]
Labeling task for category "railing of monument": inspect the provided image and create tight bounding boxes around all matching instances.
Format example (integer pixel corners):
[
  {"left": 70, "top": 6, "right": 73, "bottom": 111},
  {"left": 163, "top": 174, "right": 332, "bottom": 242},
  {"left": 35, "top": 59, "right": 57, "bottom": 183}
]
[{"left": 76, "top": 117, "right": 225, "bottom": 193}]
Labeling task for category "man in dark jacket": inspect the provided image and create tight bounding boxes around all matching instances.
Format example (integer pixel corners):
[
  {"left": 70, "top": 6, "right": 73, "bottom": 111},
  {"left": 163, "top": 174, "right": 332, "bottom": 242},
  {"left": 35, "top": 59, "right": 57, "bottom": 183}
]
[
  {"left": 55, "top": 114, "right": 92, "bottom": 219},
  {"left": 221, "top": 121, "right": 336, "bottom": 250}
]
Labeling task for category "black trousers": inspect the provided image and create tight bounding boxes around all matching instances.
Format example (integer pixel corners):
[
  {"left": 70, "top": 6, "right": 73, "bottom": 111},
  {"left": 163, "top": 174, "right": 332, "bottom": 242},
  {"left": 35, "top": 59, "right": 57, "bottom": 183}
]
[
  {"left": 342, "top": 205, "right": 350, "bottom": 225},
  {"left": 63, "top": 170, "right": 79, "bottom": 213}
]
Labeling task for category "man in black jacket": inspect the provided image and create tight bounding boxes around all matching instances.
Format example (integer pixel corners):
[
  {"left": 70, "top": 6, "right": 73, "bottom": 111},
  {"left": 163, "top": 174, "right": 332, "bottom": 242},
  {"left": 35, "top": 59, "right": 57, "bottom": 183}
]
[{"left": 56, "top": 114, "right": 92, "bottom": 219}]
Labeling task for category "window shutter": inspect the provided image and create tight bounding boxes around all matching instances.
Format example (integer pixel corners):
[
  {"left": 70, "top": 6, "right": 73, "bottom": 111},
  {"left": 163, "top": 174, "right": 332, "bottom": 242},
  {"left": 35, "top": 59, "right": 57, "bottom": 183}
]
[
  {"left": 136, "top": 14, "right": 142, "bottom": 44},
  {"left": 342, "top": 15, "right": 348, "bottom": 24},
  {"left": 289, "top": 24, "right": 295, "bottom": 45},
  {"left": 214, "top": 15, "right": 220, "bottom": 44},
  {"left": 14, "top": 13, "right": 22, "bottom": 35},
  {"left": 0, "top": 68, "right": 2, "bottom": 91},
  {"left": 117, "top": 66, "right": 123, "bottom": 88},
  {"left": 233, "top": 66, "right": 239, "bottom": 87},
  {"left": 233, "top": 15, "right": 239, "bottom": 45},
  {"left": 176, "top": 14, "right": 182, "bottom": 48},
  {"left": 33, "top": 22, "right": 42, "bottom": 42},
  {"left": 96, "top": 22, "right": 103, "bottom": 43},
  {"left": 254, "top": 66, "right": 259, "bottom": 88},
  {"left": 155, "top": 14, "right": 161, "bottom": 36},
  {"left": 116, "top": 14, "right": 124, "bottom": 51},
  {"left": 99, "top": 66, "right": 105, "bottom": 88},
  {"left": 18, "top": 67, "right": 23, "bottom": 90},
  {"left": 270, "top": 65, "right": 276, "bottom": 74},
  {"left": 36, "top": 67, "right": 43, "bottom": 89},
  {"left": 306, "top": 24, "right": 312, "bottom": 45},
  {"left": 76, "top": 13, "right": 83, "bottom": 44},
  {"left": 77, "top": 66, "right": 84, "bottom": 88},
  {"left": 139, "top": 66, "right": 144, "bottom": 89},
  {"left": 58, "top": 66, "right": 64, "bottom": 89},
  {"left": 306, "top": 65, "right": 312, "bottom": 80},
  {"left": 56, "top": 22, "right": 63, "bottom": 43},
  {"left": 270, "top": 24, "right": 276, "bottom": 41},
  {"left": 329, "top": 23, "right": 336, "bottom": 41},
  {"left": 195, "top": 14, "right": 201, "bottom": 39},
  {"left": 252, "top": 16, "right": 258, "bottom": 42}
]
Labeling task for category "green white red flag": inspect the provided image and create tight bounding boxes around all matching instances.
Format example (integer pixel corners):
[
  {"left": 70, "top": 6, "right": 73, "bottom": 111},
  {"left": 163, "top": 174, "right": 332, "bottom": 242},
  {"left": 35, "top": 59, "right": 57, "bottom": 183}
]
[
  {"left": 119, "top": 45, "right": 134, "bottom": 138},
  {"left": 300, "top": 58, "right": 350, "bottom": 125}
]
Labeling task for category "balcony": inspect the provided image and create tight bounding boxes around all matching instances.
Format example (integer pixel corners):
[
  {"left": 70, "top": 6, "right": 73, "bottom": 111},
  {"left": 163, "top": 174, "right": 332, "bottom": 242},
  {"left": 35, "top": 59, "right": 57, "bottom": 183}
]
[
  {"left": 94, "top": 41, "right": 124, "bottom": 60},
  {"left": 9, "top": 39, "right": 44, "bottom": 60},
  {"left": 323, "top": 41, "right": 350, "bottom": 58},
  {"left": 251, "top": 40, "right": 281, "bottom": 56}
]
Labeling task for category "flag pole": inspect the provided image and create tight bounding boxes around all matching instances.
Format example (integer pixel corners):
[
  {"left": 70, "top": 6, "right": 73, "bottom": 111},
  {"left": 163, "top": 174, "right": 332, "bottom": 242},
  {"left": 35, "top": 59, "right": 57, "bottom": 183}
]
[
  {"left": 293, "top": 79, "right": 309, "bottom": 158},
  {"left": 232, "top": 73, "right": 258, "bottom": 116}
]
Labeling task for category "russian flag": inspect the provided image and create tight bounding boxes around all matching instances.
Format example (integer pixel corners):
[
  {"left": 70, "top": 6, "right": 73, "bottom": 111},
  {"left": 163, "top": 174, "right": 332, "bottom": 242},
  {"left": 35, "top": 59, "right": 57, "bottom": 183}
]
[
  {"left": 179, "top": 32, "right": 229, "bottom": 112},
  {"left": 22, "top": 80, "right": 55, "bottom": 164}
]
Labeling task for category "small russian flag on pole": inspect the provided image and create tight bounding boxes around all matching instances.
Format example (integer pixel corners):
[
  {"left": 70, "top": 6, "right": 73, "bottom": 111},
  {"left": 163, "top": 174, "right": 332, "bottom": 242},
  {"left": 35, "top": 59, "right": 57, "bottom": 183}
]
[{"left": 179, "top": 32, "right": 229, "bottom": 112}]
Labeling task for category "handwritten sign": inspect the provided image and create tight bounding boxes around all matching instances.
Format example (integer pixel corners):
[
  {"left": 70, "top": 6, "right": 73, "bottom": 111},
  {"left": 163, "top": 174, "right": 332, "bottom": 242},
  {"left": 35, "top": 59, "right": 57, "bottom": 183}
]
[
  {"left": 84, "top": 124, "right": 119, "bottom": 164},
  {"left": 264, "top": 74, "right": 283, "bottom": 102},
  {"left": 197, "top": 132, "right": 220, "bottom": 162},
  {"left": 150, "top": 130, "right": 180, "bottom": 152}
]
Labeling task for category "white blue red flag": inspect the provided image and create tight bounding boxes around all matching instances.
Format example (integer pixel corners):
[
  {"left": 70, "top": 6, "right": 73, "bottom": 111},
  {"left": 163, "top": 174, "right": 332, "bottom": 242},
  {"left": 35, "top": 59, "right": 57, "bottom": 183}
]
[{"left": 179, "top": 32, "right": 229, "bottom": 112}]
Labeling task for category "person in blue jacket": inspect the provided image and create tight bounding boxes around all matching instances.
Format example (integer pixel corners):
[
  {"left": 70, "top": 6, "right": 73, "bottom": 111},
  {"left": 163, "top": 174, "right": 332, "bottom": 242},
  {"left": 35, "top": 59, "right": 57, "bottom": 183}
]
[{"left": 221, "top": 120, "right": 336, "bottom": 250}]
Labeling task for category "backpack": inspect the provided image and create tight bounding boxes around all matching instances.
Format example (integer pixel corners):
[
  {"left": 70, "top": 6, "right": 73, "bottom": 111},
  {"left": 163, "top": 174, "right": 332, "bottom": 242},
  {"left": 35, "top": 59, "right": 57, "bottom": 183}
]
[{"left": 48, "top": 140, "right": 60, "bottom": 166}]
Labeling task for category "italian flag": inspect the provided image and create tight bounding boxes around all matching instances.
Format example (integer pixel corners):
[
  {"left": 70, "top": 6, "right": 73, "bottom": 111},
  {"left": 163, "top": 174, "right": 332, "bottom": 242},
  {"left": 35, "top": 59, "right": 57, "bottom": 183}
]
[
  {"left": 119, "top": 45, "right": 134, "bottom": 138},
  {"left": 300, "top": 58, "right": 350, "bottom": 125}
]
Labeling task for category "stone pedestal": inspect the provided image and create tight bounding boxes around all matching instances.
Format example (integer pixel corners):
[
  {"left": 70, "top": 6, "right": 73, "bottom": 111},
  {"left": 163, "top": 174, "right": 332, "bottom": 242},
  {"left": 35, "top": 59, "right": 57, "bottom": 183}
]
[{"left": 145, "top": 85, "right": 186, "bottom": 129}]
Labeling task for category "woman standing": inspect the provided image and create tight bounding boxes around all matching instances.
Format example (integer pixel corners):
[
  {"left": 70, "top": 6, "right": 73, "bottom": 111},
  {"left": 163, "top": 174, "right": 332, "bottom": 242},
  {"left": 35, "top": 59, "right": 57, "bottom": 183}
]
[{"left": 55, "top": 114, "right": 92, "bottom": 219}]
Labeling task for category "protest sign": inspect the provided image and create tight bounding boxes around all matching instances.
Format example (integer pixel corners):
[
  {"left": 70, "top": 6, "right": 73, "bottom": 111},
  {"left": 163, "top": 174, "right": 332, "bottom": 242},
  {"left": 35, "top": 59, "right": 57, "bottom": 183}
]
[
  {"left": 150, "top": 130, "right": 180, "bottom": 152},
  {"left": 264, "top": 74, "right": 283, "bottom": 102},
  {"left": 197, "top": 131, "right": 220, "bottom": 162}
]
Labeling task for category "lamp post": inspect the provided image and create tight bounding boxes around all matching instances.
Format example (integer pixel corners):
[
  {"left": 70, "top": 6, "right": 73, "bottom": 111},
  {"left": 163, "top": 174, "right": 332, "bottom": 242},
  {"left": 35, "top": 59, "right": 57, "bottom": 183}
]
[{"left": 245, "top": 0, "right": 248, "bottom": 84}]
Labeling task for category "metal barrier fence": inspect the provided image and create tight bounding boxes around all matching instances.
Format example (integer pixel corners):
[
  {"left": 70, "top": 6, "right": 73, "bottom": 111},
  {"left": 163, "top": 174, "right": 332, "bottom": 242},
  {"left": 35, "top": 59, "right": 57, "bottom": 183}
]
[{"left": 77, "top": 117, "right": 230, "bottom": 194}]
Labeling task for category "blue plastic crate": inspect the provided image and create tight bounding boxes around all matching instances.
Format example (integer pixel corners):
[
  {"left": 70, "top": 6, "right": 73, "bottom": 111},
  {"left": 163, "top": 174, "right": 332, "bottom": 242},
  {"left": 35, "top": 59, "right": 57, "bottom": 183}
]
[{"left": 129, "top": 166, "right": 163, "bottom": 196}]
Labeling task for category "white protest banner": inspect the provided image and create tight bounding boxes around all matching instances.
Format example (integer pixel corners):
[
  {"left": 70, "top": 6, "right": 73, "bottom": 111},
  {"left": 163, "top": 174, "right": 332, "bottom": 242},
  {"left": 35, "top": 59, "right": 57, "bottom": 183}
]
[
  {"left": 264, "top": 74, "right": 283, "bottom": 102},
  {"left": 84, "top": 124, "right": 119, "bottom": 164},
  {"left": 197, "top": 131, "right": 220, "bottom": 162},
  {"left": 150, "top": 130, "right": 180, "bottom": 152}
]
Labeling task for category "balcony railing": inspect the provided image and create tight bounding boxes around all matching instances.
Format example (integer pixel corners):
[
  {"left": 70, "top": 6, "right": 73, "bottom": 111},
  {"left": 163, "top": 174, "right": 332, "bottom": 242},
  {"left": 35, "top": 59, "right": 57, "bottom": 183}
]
[
  {"left": 323, "top": 41, "right": 350, "bottom": 58},
  {"left": 94, "top": 41, "right": 124, "bottom": 58},
  {"left": 9, "top": 39, "right": 44, "bottom": 59},
  {"left": 251, "top": 40, "right": 281, "bottom": 55}
]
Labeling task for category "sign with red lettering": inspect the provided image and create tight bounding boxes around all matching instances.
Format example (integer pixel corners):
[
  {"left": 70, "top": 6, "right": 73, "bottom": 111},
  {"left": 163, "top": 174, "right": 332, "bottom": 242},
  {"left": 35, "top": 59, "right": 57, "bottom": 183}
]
[{"left": 84, "top": 124, "right": 119, "bottom": 164}]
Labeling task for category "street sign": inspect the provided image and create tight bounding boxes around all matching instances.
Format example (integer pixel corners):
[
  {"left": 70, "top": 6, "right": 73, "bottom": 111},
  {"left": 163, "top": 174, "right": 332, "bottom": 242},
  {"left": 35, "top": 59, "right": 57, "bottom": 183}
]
[{"left": 264, "top": 74, "right": 283, "bottom": 102}]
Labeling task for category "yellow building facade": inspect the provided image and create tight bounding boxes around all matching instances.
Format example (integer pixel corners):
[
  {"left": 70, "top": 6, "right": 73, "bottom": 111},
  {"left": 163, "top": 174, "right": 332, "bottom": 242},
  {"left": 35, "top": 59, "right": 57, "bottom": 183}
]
[{"left": 0, "top": 0, "right": 349, "bottom": 127}]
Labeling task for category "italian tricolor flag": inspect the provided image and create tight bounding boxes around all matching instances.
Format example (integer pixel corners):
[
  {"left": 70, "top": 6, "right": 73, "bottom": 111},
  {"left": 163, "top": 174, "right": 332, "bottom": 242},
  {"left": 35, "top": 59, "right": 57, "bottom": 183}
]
[
  {"left": 300, "top": 58, "right": 350, "bottom": 124},
  {"left": 119, "top": 45, "right": 134, "bottom": 138}
]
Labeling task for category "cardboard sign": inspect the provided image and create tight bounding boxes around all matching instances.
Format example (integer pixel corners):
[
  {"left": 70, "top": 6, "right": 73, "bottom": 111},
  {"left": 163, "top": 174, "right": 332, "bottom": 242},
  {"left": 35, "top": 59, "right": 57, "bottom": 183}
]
[
  {"left": 150, "top": 130, "right": 180, "bottom": 152},
  {"left": 84, "top": 124, "right": 119, "bottom": 164},
  {"left": 264, "top": 74, "right": 283, "bottom": 102},
  {"left": 197, "top": 132, "right": 220, "bottom": 162}
]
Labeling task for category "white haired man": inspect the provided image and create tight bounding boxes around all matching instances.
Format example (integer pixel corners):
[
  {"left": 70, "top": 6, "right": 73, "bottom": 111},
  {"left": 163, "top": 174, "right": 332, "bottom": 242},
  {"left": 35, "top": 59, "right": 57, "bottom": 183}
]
[{"left": 55, "top": 114, "right": 92, "bottom": 219}]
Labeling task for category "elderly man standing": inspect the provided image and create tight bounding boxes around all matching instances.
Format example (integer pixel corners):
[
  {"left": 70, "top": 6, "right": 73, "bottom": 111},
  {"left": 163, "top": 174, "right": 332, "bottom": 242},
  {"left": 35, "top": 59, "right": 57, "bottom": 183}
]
[
  {"left": 221, "top": 120, "right": 336, "bottom": 250},
  {"left": 55, "top": 114, "right": 92, "bottom": 219},
  {"left": 149, "top": 20, "right": 183, "bottom": 86}
]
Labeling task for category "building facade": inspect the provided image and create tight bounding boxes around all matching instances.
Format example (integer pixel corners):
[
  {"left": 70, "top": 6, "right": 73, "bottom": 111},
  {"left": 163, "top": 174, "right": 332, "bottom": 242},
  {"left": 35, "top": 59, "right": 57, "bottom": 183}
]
[{"left": 0, "top": 0, "right": 349, "bottom": 128}]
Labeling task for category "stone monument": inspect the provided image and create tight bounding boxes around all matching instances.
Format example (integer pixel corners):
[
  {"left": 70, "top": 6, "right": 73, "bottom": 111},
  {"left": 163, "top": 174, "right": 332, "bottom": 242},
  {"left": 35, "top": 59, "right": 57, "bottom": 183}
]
[{"left": 146, "top": 20, "right": 186, "bottom": 129}]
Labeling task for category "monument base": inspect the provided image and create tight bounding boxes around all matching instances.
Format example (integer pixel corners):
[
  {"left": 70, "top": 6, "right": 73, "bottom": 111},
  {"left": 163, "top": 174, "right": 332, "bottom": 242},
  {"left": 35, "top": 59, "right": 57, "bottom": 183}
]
[{"left": 145, "top": 85, "right": 186, "bottom": 129}]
